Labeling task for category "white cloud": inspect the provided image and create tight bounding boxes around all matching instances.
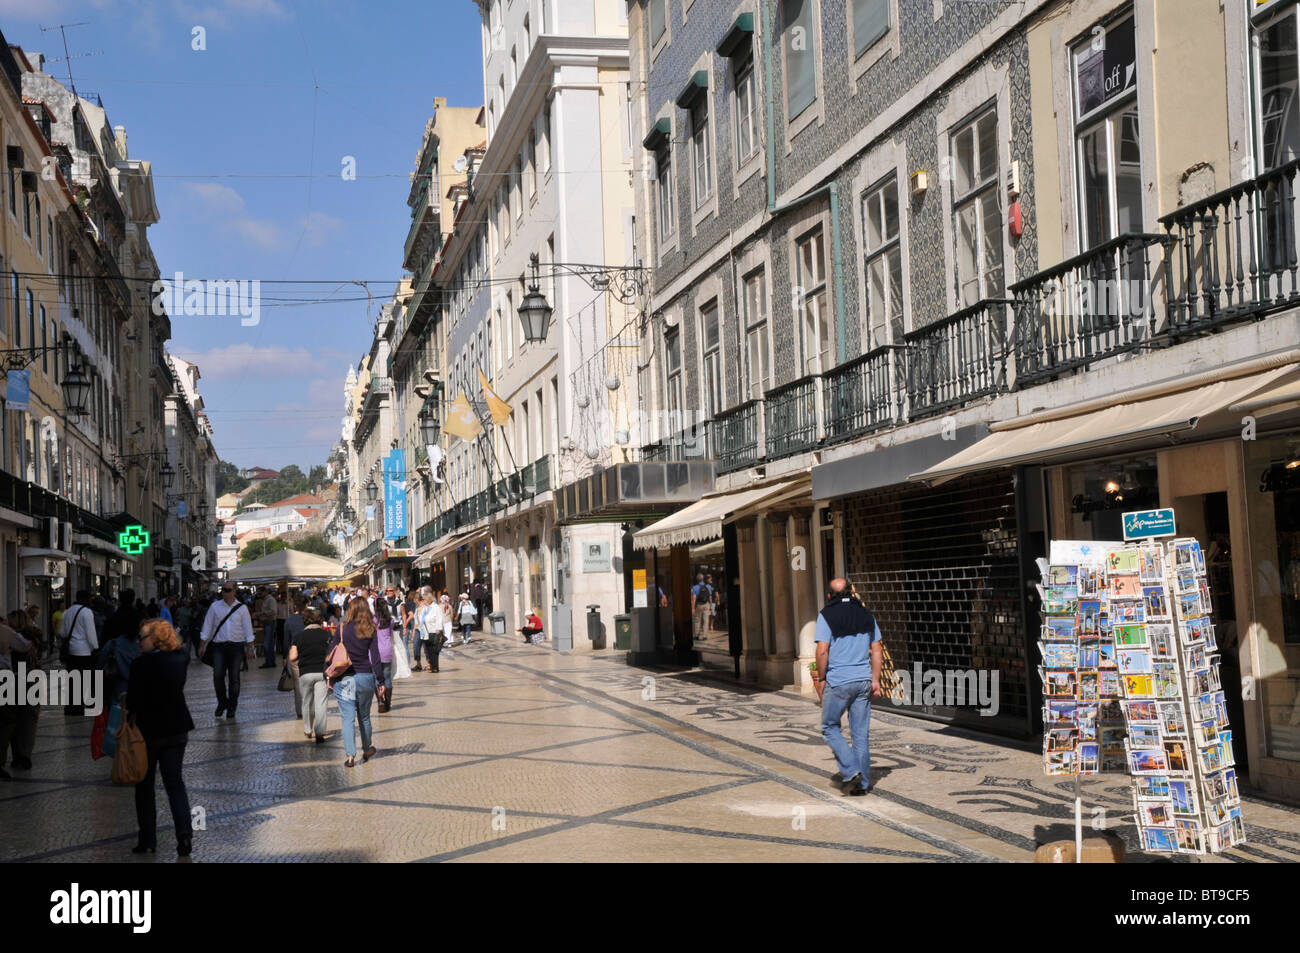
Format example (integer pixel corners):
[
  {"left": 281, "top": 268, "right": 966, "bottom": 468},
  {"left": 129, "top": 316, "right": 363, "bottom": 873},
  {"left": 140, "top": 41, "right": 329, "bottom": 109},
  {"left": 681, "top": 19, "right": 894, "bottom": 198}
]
[
  {"left": 173, "top": 0, "right": 288, "bottom": 30},
  {"left": 299, "top": 211, "right": 343, "bottom": 248},
  {"left": 184, "top": 181, "right": 283, "bottom": 250},
  {"left": 177, "top": 343, "right": 333, "bottom": 380},
  {"left": 0, "top": 0, "right": 65, "bottom": 21}
]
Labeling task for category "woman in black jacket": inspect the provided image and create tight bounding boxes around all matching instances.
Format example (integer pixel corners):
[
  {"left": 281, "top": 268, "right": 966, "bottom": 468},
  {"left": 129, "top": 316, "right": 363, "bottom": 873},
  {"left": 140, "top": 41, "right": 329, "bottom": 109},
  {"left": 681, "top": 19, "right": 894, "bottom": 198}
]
[{"left": 125, "top": 619, "right": 196, "bottom": 856}]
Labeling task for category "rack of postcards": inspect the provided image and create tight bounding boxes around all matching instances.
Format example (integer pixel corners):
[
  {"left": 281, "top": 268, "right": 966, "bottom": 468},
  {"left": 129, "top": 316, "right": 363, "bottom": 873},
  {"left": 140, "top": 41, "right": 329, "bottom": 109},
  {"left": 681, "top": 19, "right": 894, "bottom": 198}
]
[{"left": 1038, "top": 521, "right": 1246, "bottom": 856}]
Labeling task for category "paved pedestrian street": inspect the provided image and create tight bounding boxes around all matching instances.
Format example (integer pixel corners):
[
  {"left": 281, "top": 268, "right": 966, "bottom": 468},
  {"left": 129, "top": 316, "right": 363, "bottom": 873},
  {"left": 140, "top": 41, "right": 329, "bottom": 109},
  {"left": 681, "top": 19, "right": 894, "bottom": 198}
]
[{"left": 4, "top": 634, "right": 1299, "bottom": 863}]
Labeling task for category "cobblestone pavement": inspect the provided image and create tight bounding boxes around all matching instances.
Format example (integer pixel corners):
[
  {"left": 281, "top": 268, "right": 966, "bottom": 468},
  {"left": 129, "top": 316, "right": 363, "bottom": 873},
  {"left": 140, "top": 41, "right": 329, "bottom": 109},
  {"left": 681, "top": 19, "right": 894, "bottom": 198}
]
[{"left": 3, "top": 632, "right": 1298, "bottom": 862}]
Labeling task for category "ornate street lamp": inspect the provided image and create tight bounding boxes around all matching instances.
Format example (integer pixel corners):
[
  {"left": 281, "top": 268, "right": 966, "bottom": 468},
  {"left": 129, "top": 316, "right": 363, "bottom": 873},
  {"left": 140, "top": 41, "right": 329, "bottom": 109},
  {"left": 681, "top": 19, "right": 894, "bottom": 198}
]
[
  {"left": 198, "top": 499, "right": 209, "bottom": 521},
  {"left": 517, "top": 253, "right": 554, "bottom": 344},
  {"left": 366, "top": 480, "right": 378, "bottom": 502},
  {"left": 419, "top": 406, "right": 440, "bottom": 445},
  {"left": 61, "top": 361, "right": 93, "bottom": 419},
  {"left": 160, "top": 460, "right": 175, "bottom": 490}
]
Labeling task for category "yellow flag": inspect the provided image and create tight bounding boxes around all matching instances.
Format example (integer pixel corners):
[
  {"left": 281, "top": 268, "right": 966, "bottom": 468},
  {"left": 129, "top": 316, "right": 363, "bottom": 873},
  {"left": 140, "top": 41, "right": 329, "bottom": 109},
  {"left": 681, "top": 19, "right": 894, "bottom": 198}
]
[
  {"left": 443, "top": 390, "right": 483, "bottom": 443},
  {"left": 477, "top": 368, "right": 512, "bottom": 425}
]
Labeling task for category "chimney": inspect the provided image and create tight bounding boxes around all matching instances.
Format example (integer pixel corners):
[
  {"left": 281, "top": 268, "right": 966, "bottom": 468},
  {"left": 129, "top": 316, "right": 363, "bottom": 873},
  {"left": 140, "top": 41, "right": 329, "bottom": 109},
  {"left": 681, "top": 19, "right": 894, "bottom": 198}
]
[{"left": 114, "top": 124, "right": 127, "bottom": 158}]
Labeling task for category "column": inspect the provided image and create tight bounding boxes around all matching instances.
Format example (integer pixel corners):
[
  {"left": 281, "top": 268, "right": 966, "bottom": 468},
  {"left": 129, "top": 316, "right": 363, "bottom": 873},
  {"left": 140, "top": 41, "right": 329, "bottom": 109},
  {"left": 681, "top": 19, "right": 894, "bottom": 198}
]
[
  {"left": 789, "top": 511, "right": 818, "bottom": 660},
  {"left": 768, "top": 515, "right": 795, "bottom": 658},
  {"left": 735, "top": 518, "right": 766, "bottom": 657}
]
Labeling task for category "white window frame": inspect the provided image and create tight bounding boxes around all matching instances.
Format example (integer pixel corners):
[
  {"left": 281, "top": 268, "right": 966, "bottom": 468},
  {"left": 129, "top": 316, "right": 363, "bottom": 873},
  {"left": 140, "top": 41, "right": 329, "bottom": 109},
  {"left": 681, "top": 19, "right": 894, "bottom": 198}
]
[
  {"left": 650, "top": 0, "right": 672, "bottom": 61},
  {"left": 699, "top": 299, "right": 722, "bottom": 418},
  {"left": 780, "top": 0, "right": 824, "bottom": 148},
  {"left": 741, "top": 265, "right": 771, "bottom": 402},
  {"left": 948, "top": 105, "right": 1004, "bottom": 309},
  {"left": 848, "top": 0, "right": 900, "bottom": 94},
  {"left": 861, "top": 172, "right": 905, "bottom": 349},
  {"left": 794, "top": 224, "right": 832, "bottom": 377},
  {"left": 690, "top": 98, "right": 713, "bottom": 211},
  {"left": 664, "top": 324, "right": 684, "bottom": 427}
]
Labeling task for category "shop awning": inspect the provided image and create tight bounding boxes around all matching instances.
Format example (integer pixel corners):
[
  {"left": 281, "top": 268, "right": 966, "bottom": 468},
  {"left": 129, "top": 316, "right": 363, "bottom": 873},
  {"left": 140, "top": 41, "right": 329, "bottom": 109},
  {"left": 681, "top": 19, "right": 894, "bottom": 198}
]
[
  {"left": 633, "top": 480, "right": 802, "bottom": 551},
  {"left": 417, "top": 529, "right": 489, "bottom": 567},
  {"left": 1228, "top": 368, "right": 1300, "bottom": 416},
  {"left": 911, "top": 363, "right": 1300, "bottom": 485},
  {"left": 226, "top": 548, "right": 345, "bottom": 583}
]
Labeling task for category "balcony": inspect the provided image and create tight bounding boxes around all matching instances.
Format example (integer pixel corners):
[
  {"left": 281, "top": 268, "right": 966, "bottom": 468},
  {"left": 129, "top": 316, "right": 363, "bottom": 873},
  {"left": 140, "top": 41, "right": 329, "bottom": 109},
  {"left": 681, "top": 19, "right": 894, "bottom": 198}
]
[
  {"left": 822, "top": 345, "right": 901, "bottom": 444},
  {"left": 764, "top": 374, "right": 822, "bottom": 460},
  {"left": 642, "top": 421, "right": 711, "bottom": 462},
  {"left": 402, "top": 186, "right": 436, "bottom": 270},
  {"left": 905, "top": 299, "right": 1009, "bottom": 418},
  {"left": 1012, "top": 232, "right": 1166, "bottom": 390},
  {"left": 713, "top": 400, "right": 762, "bottom": 474},
  {"left": 1161, "top": 157, "right": 1300, "bottom": 332}
]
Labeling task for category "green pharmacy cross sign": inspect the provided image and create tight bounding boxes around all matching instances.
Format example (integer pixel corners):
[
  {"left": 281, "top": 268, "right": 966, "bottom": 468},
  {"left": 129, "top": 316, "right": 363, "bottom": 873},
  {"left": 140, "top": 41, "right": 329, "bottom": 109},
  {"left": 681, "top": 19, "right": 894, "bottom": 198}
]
[{"left": 118, "top": 525, "right": 151, "bottom": 555}]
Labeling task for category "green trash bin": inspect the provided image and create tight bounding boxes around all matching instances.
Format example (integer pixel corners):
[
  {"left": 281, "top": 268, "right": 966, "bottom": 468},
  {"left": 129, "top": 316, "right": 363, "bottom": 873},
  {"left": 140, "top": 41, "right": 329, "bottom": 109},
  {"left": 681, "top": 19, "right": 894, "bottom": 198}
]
[{"left": 614, "top": 613, "right": 632, "bottom": 651}]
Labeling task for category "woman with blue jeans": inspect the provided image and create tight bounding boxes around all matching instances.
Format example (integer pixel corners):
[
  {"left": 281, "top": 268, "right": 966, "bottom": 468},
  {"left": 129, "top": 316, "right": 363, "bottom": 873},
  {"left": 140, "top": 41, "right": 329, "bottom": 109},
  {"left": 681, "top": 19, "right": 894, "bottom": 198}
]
[{"left": 327, "top": 598, "right": 384, "bottom": 768}]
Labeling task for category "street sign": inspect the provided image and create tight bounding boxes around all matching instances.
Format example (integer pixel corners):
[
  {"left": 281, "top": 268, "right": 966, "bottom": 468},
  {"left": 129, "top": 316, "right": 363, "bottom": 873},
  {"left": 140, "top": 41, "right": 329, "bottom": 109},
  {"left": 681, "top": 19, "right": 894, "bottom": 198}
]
[
  {"left": 118, "top": 525, "right": 151, "bottom": 555},
  {"left": 1122, "top": 508, "right": 1177, "bottom": 541}
]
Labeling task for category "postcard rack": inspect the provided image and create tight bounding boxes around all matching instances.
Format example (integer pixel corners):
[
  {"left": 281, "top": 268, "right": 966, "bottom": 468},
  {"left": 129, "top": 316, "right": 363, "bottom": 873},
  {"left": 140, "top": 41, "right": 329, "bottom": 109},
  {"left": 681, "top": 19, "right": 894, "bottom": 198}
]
[{"left": 1038, "top": 537, "right": 1245, "bottom": 857}]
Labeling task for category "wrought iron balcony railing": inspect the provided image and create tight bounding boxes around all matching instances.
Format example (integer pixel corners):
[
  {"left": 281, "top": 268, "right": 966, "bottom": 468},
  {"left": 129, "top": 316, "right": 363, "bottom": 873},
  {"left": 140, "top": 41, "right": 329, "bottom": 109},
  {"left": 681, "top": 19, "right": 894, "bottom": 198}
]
[
  {"left": 713, "top": 400, "right": 762, "bottom": 474},
  {"left": 764, "top": 375, "right": 822, "bottom": 460},
  {"left": 905, "top": 299, "right": 1009, "bottom": 418},
  {"left": 822, "top": 344, "right": 901, "bottom": 444}
]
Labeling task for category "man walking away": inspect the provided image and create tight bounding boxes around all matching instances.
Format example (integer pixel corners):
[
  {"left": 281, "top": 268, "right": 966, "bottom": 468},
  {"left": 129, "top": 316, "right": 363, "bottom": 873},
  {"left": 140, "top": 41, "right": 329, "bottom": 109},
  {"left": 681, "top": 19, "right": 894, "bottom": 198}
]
[
  {"left": 813, "top": 578, "right": 883, "bottom": 796},
  {"left": 200, "top": 583, "right": 256, "bottom": 719},
  {"left": 258, "top": 587, "right": 279, "bottom": 668},
  {"left": 691, "top": 574, "right": 712, "bottom": 642},
  {"left": 58, "top": 590, "right": 98, "bottom": 716}
]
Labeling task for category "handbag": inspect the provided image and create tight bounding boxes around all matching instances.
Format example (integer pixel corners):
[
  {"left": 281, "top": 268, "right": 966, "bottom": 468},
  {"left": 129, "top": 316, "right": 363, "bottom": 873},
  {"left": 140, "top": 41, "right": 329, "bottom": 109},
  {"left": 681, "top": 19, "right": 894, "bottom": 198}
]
[
  {"left": 199, "top": 603, "right": 242, "bottom": 667},
  {"left": 102, "top": 702, "right": 121, "bottom": 759},
  {"left": 277, "top": 663, "right": 294, "bottom": 692},
  {"left": 324, "top": 632, "right": 352, "bottom": 679},
  {"left": 110, "top": 711, "right": 148, "bottom": 786}
]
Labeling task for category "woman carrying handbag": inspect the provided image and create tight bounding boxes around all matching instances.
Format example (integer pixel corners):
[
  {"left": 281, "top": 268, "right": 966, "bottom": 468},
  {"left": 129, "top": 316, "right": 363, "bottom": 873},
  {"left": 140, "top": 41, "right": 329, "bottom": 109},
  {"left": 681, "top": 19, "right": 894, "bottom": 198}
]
[
  {"left": 327, "top": 598, "right": 384, "bottom": 767},
  {"left": 124, "top": 619, "right": 195, "bottom": 856}
]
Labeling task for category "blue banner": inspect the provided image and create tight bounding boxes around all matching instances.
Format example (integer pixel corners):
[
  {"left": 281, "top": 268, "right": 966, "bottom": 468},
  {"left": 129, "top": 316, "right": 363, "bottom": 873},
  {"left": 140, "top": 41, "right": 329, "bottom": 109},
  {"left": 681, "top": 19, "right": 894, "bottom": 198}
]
[
  {"left": 384, "top": 448, "right": 407, "bottom": 540},
  {"left": 1122, "top": 508, "right": 1177, "bottom": 541},
  {"left": 177, "top": 500, "right": 187, "bottom": 518},
  {"left": 6, "top": 369, "right": 30, "bottom": 411}
]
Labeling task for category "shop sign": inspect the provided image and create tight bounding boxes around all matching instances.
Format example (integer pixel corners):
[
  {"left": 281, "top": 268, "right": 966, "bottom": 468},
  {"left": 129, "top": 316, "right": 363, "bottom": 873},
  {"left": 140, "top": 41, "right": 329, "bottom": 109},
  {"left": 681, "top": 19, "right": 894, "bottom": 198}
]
[
  {"left": 632, "top": 568, "right": 648, "bottom": 608},
  {"left": 582, "top": 542, "right": 609, "bottom": 573},
  {"left": 118, "top": 525, "right": 151, "bottom": 555},
  {"left": 1122, "top": 508, "right": 1177, "bottom": 540}
]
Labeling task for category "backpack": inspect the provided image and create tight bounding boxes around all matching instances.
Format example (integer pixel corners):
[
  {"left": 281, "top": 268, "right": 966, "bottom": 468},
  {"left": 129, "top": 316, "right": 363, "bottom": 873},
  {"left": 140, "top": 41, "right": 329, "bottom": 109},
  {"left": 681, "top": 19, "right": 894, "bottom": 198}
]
[{"left": 695, "top": 585, "right": 711, "bottom": 608}]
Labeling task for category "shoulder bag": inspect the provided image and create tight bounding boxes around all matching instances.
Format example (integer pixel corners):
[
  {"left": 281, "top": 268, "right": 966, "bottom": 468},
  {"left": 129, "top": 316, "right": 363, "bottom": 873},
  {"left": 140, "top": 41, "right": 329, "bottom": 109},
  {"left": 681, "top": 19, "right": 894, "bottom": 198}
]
[
  {"left": 199, "top": 604, "right": 242, "bottom": 667},
  {"left": 110, "top": 711, "right": 148, "bottom": 786},
  {"left": 324, "top": 630, "right": 353, "bottom": 679},
  {"left": 59, "top": 606, "right": 87, "bottom": 666}
]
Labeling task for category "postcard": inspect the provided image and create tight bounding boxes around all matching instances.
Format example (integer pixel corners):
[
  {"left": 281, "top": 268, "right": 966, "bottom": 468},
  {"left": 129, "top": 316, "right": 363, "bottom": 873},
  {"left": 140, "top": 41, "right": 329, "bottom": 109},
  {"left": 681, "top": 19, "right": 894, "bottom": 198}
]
[
  {"left": 1077, "top": 704, "right": 1098, "bottom": 741},
  {"left": 1148, "top": 622, "right": 1175, "bottom": 653},
  {"left": 1046, "top": 670, "right": 1077, "bottom": 697},
  {"left": 1138, "top": 546, "right": 1164, "bottom": 581},
  {"left": 1046, "top": 617, "right": 1077, "bottom": 642},
  {"left": 1164, "top": 740, "right": 1192, "bottom": 774},
  {"left": 1220, "top": 730, "right": 1235, "bottom": 766},
  {"left": 1203, "top": 771, "right": 1228, "bottom": 802},
  {"left": 1123, "top": 674, "right": 1155, "bottom": 698},
  {"left": 1213, "top": 690, "right": 1229, "bottom": 728},
  {"left": 1170, "top": 778, "right": 1198, "bottom": 815},
  {"left": 1078, "top": 567, "right": 1101, "bottom": 597},
  {"left": 1207, "top": 799, "right": 1230, "bottom": 825},
  {"left": 1078, "top": 743, "right": 1100, "bottom": 773},
  {"left": 1099, "top": 699, "right": 1125, "bottom": 721},
  {"left": 1185, "top": 645, "right": 1205, "bottom": 671},
  {"left": 1079, "top": 641, "right": 1100, "bottom": 669},
  {"left": 1044, "top": 644, "right": 1079, "bottom": 669},
  {"left": 1230, "top": 808, "right": 1246, "bottom": 846},
  {"left": 1107, "top": 549, "right": 1140, "bottom": 573},
  {"left": 1117, "top": 649, "right": 1152, "bottom": 674},
  {"left": 1078, "top": 671, "right": 1099, "bottom": 702},
  {"left": 1157, "top": 701, "right": 1186, "bottom": 736},
  {"left": 1079, "top": 600, "right": 1101, "bottom": 636},
  {"left": 1048, "top": 565, "right": 1078, "bottom": 587},
  {"left": 1224, "top": 768, "right": 1240, "bottom": 802},
  {"left": 1129, "top": 748, "right": 1169, "bottom": 774},
  {"left": 1123, "top": 700, "right": 1159, "bottom": 723},
  {"left": 1100, "top": 748, "right": 1128, "bottom": 772},
  {"left": 1100, "top": 670, "right": 1121, "bottom": 698},
  {"left": 1111, "top": 574, "right": 1144, "bottom": 599},
  {"left": 1153, "top": 662, "right": 1181, "bottom": 699},
  {"left": 1114, "top": 623, "right": 1148, "bottom": 648},
  {"left": 1192, "top": 542, "right": 1205, "bottom": 574},
  {"left": 1178, "top": 590, "right": 1204, "bottom": 620},
  {"left": 1190, "top": 667, "right": 1212, "bottom": 696},
  {"left": 1175, "top": 569, "right": 1198, "bottom": 594},
  {"left": 1129, "top": 725, "right": 1163, "bottom": 748},
  {"left": 1099, "top": 642, "right": 1117, "bottom": 668},
  {"left": 1046, "top": 700, "right": 1076, "bottom": 726},
  {"left": 1208, "top": 661, "right": 1222, "bottom": 692},
  {"left": 1047, "top": 728, "right": 1077, "bottom": 752},
  {"left": 1178, "top": 617, "right": 1205, "bottom": 647},
  {"left": 1136, "top": 776, "right": 1170, "bottom": 799},
  {"left": 1199, "top": 580, "right": 1212, "bottom": 613},
  {"left": 1191, "top": 692, "right": 1216, "bottom": 722},
  {"left": 1202, "top": 624, "right": 1218, "bottom": 652},
  {"left": 1100, "top": 725, "right": 1129, "bottom": 748},
  {"left": 1142, "top": 826, "right": 1178, "bottom": 852},
  {"left": 1172, "top": 541, "right": 1198, "bottom": 571},
  {"left": 1143, "top": 586, "right": 1169, "bottom": 618},
  {"left": 1098, "top": 610, "right": 1114, "bottom": 634},
  {"left": 1199, "top": 741, "right": 1225, "bottom": 773},
  {"left": 1140, "top": 801, "right": 1175, "bottom": 827},
  {"left": 1046, "top": 750, "right": 1077, "bottom": 776},
  {"left": 1175, "top": 819, "right": 1203, "bottom": 853},
  {"left": 1113, "top": 601, "right": 1146, "bottom": 623},
  {"left": 1044, "top": 587, "right": 1080, "bottom": 614}
]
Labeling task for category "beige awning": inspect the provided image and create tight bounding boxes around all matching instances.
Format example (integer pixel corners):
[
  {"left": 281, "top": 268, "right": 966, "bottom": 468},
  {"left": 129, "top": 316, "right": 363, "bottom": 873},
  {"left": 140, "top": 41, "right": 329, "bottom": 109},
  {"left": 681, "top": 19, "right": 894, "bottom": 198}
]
[
  {"left": 911, "top": 364, "right": 1300, "bottom": 485},
  {"left": 226, "top": 548, "right": 345, "bottom": 583},
  {"left": 633, "top": 480, "right": 803, "bottom": 550},
  {"left": 416, "top": 528, "right": 490, "bottom": 567},
  {"left": 1228, "top": 368, "right": 1300, "bottom": 416}
]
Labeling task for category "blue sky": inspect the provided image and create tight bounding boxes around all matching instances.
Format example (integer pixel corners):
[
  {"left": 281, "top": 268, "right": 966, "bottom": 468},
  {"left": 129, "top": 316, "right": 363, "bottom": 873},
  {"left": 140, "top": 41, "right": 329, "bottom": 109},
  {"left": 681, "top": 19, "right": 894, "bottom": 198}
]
[{"left": 3, "top": 0, "right": 486, "bottom": 472}]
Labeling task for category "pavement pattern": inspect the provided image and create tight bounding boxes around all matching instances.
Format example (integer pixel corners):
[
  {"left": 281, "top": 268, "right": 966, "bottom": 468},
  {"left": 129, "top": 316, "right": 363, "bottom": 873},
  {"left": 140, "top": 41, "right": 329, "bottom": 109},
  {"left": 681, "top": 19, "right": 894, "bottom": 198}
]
[{"left": 2, "top": 631, "right": 1299, "bottom": 863}]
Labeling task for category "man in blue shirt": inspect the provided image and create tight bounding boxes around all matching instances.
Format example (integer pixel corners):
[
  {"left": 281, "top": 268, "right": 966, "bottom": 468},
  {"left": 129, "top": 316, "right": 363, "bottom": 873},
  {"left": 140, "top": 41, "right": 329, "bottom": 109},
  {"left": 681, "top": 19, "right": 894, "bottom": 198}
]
[{"left": 813, "top": 578, "right": 883, "bottom": 796}]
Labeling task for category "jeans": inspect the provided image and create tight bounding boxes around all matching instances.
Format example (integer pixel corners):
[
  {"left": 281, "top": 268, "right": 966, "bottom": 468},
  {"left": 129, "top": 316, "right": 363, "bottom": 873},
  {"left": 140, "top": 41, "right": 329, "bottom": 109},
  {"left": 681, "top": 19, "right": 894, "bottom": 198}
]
[
  {"left": 820, "top": 679, "right": 873, "bottom": 790},
  {"left": 411, "top": 630, "right": 424, "bottom": 666},
  {"left": 335, "top": 673, "right": 375, "bottom": 759},
  {"left": 134, "top": 734, "right": 191, "bottom": 847},
  {"left": 262, "top": 620, "right": 278, "bottom": 665},
  {"left": 461, "top": 623, "right": 473, "bottom": 642},
  {"left": 299, "top": 672, "right": 328, "bottom": 737},
  {"left": 211, "top": 642, "right": 246, "bottom": 713}
]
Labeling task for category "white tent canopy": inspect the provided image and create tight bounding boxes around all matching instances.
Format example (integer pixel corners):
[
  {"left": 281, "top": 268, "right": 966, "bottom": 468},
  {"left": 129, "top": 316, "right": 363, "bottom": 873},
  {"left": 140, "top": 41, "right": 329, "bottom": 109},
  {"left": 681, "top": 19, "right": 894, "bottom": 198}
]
[{"left": 226, "top": 548, "right": 344, "bottom": 583}]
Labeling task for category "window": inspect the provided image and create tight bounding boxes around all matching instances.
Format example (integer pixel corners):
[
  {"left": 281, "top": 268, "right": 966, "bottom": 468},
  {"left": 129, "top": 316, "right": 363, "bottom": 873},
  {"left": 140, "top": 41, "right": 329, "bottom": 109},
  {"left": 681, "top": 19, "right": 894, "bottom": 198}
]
[
  {"left": 950, "top": 107, "right": 1003, "bottom": 307},
  {"left": 22, "top": 190, "right": 30, "bottom": 237},
  {"left": 650, "top": 0, "right": 667, "bottom": 47},
  {"left": 734, "top": 48, "right": 757, "bottom": 164},
  {"left": 34, "top": 196, "right": 41, "bottom": 255},
  {"left": 39, "top": 304, "right": 47, "bottom": 375},
  {"left": 7, "top": 157, "right": 13, "bottom": 216},
  {"left": 796, "top": 227, "right": 831, "bottom": 375},
  {"left": 862, "top": 176, "right": 904, "bottom": 346},
  {"left": 782, "top": 0, "right": 817, "bottom": 120},
  {"left": 1257, "top": 9, "right": 1300, "bottom": 170},
  {"left": 1073, "top": 16, "right": 1141, "bottom": 250},
  {"left": 852, "top": 0, "right": 890, "bottom": 59},
  {"left": 9, "top": 272, "right": 16, "bottom": 346},
  {"left": 26, "top": 289, "right": 34, "bottom": 360},
  {"left": 501, "top": 187, "right": 511, "bottom": 243},
  {"left": 664, "top": 326, "right": 683, "bottom": 421},
  {"left": 691, "top": 100, "right": 712, "bottom": 208},
  {"left": 700, "top": 302, "right": 721, "bottom": 416},
  {"left": 528, "top": 130, "right": 538, "bottom": 196},
  {"left": 742, "top": 269, "right": 769, "bottom": 400},
  {"left": 513, "top": 159, "right": 523, "bottom": 219},
  {"left": 656, "top": 147, "right": 676, "bottom": 240}
]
